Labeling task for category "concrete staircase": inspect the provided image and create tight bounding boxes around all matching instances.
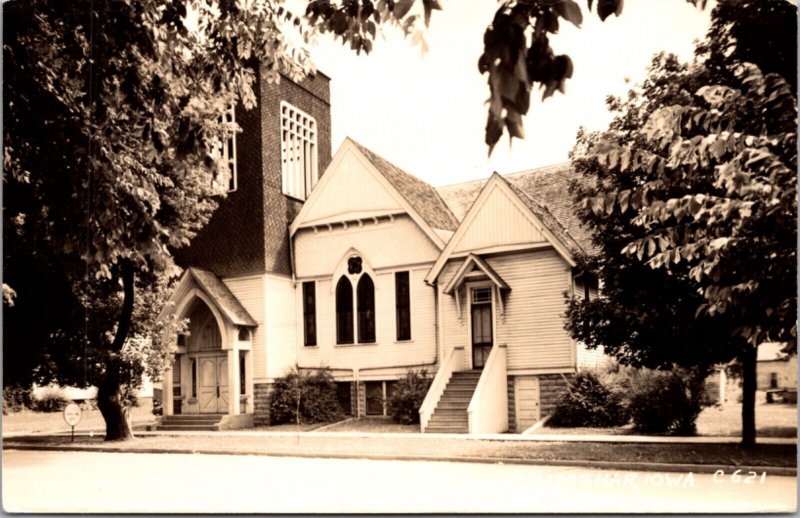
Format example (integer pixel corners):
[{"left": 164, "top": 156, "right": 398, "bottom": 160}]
[
  {"left": 156, "top": 413, "right": 226, "bottom": 431},
  {"left": 425, "top": 371, "right": 482, "bottom": 434}
]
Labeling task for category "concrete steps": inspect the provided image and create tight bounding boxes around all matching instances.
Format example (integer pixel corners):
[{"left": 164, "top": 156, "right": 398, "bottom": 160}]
[
  {"left": 425, "top": 371, "right": 481, "bottom": 434},
  {"left": 156, "top": 413, "right": 226, "bottom": 431}
]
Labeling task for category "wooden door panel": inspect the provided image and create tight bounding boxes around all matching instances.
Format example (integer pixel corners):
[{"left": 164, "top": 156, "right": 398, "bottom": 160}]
[
  {"left": 217, "top": 358, "right": 229, "bottom": 412},
  {"left": 514, "top": 377, "right": 541, "bottom": 431}
]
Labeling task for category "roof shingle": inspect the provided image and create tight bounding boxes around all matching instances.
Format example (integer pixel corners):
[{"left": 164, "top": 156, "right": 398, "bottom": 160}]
[
  {"left": 189, "top": 268, "right": 258, "bottom": 326},
  {"left": 437, "top": 163, "right": 597, "bottom": 256},
  {"left": 348, "top": 139, "right": 459, "bottom": 232}
]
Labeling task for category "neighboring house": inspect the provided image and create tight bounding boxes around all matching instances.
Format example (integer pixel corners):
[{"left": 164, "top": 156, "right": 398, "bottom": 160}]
[
  {"left": 159, "top": 68, "right": 600, "bottom": 433},
  {"left": 757, "top": 342, "right": 797, "bottom": 392}
]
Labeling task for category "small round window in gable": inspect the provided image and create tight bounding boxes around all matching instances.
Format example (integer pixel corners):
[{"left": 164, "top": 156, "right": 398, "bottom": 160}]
[{"left": 347, "top": 256, "right": 363, "bottom": 275}]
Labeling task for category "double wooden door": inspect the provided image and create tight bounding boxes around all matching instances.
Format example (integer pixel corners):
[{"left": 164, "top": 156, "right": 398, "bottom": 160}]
[{"left": 199, "top": 355, "right": 228, "bottom": 413}]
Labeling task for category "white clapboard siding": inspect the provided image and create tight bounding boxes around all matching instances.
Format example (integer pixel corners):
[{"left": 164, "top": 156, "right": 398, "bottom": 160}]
[
  {"left": 264, "top": 275, "right": 299, "bottom": 380},
  {"left": 298, "top": 147, "right": 403, "bottom": 224},
  {"left": 452, "top": 182, "right": 547, "bottom": 254},
  {"left": 577, "top": 342, "right": 607, "bottom": 370},
  {"left": 296, "top": 267, "right": 437, "bottom": 371},
  {"left": 493, "top": 251, "right": 573, "bottom": 370},
  {"left": 295, "top": 215, "right": 441, "bottom": 278},
  {"left": 223, "top": 274, "right": 267, "bottom": 379},
  {"left": 438, "top": 249, "right": 574, "bottom": 372},
  {"left": 438, "top": 261, "right": 471, "bottom": 371}
]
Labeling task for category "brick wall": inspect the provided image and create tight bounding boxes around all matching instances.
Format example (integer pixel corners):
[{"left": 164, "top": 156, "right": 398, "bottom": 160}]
[
  {"left": 539, "top": 373, "right": 572, "bottom": 417},
  {"left": 253, "top": 382, "right": 272, "bottom": 426},
  {"left": 260, "top": 72, "right": 332, "bottom": 276},
  {"left": 175, "top": 68, "right": 332, "bottom": 278},
  {"left": 507, "top": 377, "right": 517, "bottom": 433},
  {"left": 355, "top": 381, "right": 365, "bottom": 417}
]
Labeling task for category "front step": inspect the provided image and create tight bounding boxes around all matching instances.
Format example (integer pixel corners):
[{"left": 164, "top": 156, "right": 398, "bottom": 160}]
[
  {"left": 156, "top": 424, "right": 219, "bottom": 431},
  {"left": 156, "top": 413, "right": 226, "bottom": 431},
  {"left": 425, "top": 370, "right": 482, "bottom": 434}
]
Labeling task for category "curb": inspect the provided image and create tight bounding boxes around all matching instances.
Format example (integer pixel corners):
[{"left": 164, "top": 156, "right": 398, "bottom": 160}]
[{"left": 4, "top": 443, "right": 796, "bottom": 477}]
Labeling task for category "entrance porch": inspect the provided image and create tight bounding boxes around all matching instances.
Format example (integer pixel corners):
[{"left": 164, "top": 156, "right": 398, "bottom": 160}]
[{"left": 159, "top": 268, "right": 258, "bottom": 430}]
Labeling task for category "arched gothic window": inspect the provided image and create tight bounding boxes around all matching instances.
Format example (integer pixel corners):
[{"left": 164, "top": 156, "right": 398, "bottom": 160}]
[
  {"left": 336, "top": 277, "right": 354, "bottom": 344},
  {"left": 357, "top": 274, "right": 376, "bottom": 343}
]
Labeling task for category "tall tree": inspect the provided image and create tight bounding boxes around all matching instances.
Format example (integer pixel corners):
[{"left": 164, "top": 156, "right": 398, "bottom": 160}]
[
  {"left": 3, "top": 0, "right": 312, "bottom": 440},
  {"left": 567, "top": 0, "right": 796, "bottom": 447}
]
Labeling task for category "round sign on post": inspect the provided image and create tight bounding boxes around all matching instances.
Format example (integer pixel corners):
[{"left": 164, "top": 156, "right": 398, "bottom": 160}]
[{"left": 63, "top": 403, "right": 82, "bottom": 442}]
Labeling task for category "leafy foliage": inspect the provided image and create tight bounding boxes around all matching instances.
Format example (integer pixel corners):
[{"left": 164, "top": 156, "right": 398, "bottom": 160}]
[
  {"left": 305, "top": 0, "right": 708, "bottom": 152},
  {"left": 30, "top": 388, "right": 72, "bottom": 413},
  {"left": 2, "top": 386, "right": 34, "bottom": 414},
  {"left": 567, "top": 0, "right": 796, "bottom": 445},
  {"left": 3, "top": 0, "right": 313, "bottom": 440},
  {"left": 268, "top": 367, "right": 343, "bottom": 425},
  {"left": 387, "top": 369, "right": 431, "bottom": 425},
  {"left": 624, "top": 368, "right": 706, "bottom": 434},
  {"left": 548, "top": 372, "right": 627, "bottom": 428}
]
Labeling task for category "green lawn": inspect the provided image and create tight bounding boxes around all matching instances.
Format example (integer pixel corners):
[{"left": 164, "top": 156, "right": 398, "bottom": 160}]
[
  {"left": 319, "top": 417, "right": 418, "bottom": 433},
  {"left": 5, "top": 433, "right": 795, "bottom": 468},
  {"left": 3, "top": 401, "right": 156, "bottom": 434},
  {"left": 538, "top": 398, "right": 796, "bottom": 438},
  {"left": 695, "top": 400, "right": 796, "bottom": 438}
]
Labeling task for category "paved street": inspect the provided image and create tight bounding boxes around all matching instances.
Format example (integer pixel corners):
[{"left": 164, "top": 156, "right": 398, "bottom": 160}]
[{"left": 2, "top": 449, "right": 796, "bottom": 513}]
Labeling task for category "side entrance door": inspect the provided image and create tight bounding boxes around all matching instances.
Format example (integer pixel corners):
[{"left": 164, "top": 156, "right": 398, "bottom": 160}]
[
  {"left": 471, "top": 293, "right": 493, "bottom": 369},
  {"left": 199, "top": 356, "right": 229, "bottom": 413},
  {"left": 514, "top": 376, "right": 541, "bottom": 431}
]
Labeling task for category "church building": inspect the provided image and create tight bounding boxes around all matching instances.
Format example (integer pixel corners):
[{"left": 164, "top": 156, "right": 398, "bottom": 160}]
[{"left": 160, "top": 68, "right": 599, "bottom": 434}]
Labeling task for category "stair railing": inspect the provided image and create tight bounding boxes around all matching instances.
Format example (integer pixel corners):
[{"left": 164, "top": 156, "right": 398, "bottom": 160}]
[
  {"left": 419, "top": 346, "right": 464, "bottom": 432},
  {"left": 467, "top": 344, "right": 508, "bottom": 434}
]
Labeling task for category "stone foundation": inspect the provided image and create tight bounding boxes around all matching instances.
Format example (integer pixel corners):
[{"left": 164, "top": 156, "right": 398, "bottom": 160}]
[
  {"left": 539, "top": 373, "right": 572, "bottom": 417},
  {"left": 507, "top": 378, "right": 517, "bottom": 433},
  {"left": 253, "top": 382, "right": 271, "bottom": 426}
]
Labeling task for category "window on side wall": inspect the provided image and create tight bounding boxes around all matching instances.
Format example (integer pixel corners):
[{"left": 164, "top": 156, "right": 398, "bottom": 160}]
[
  {"left": 280, "top": 101, "right": 318, "bottom": 200},
  {"left": 357, "top": 274, "right": 376, "bottom": 343},
  {"left": 364, "top": 380, "right": 397, "bottom": 416},
  {"left": 395, "top": 271, "right": 411, "bottom": 341},
  {"left": 303, "top": 281, "right": 317, "bottom": 346},
  {"left": 214, "top": 105, "right": 237, "bottom": 193},
  {"left": 365, "top": 381, "right": 384, "bottom": 416},
  {"left": 336, "top": 277, "right": 354, "bottom": 344}
]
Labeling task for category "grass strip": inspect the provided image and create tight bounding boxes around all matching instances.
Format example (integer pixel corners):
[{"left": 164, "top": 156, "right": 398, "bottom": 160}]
[{"left": 5, "top": 435, "right": 795, "bottom": 468}]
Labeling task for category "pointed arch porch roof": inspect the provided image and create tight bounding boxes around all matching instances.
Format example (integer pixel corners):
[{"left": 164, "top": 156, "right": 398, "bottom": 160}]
[
  {"left": 172, "top": 268, "right": 258, "bottom": 327},
  {"left": 443, "top": 254, "right": 510, "bottom": 296}
]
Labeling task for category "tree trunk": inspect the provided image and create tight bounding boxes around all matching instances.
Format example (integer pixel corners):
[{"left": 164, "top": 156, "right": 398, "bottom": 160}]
[
  {"left": 98, "top": 259, "right": 136, "bottom": 441},
  {"left": 740, "top": 344, "right": 757, "bottom": 449},
  {"left": 97, "top": 381, "right": 133, "bottom": 441}
]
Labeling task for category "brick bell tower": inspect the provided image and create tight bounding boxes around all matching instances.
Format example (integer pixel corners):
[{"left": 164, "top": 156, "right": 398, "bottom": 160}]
[{"left": 175, "top": 67, "right": 332, "bottom": 277}]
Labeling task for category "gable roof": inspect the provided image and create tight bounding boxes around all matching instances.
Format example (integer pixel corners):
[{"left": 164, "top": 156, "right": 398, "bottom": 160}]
[
  {"left": 426, "top": 173, "right": 579, "bottom": 284},
  {"left": 348, "top": 139, "right": 459, "bottom": 232},
  {"left": 437, "top": 163, "right": 597, "bottom": 255},
  {"left": 758, "top": 342, "right": 792, "bottom": 362},
  {"left": 184, "top": 268, "right": 258, "bottom": 326}
]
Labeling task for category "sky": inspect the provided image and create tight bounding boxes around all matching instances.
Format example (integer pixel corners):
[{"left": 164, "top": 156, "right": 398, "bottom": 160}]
[{"left": 296, "top": 0, "right": 713, "bottom": 187}]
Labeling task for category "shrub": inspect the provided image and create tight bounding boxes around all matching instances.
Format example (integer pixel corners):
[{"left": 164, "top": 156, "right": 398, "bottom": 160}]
[
  {"left": 269, "top": 367, "right": 343, "bottom": 425},
  {"left": 80, "top": 399, "right": 99, "bottom": 411},
  {"left": 626, "top": 368, "right": 705, "bottom": 435},
  {"left": 548, "top": 372, "right": 628, "bottom": 428},
  {"left": 3, "top": 386, "right": 33, "bottom": 414},
  {"left": 31, "top": 388, "right": 71, "bottom": 413},
  {"left": 388, "top": 369, "right": 432, "bottom": 425}
]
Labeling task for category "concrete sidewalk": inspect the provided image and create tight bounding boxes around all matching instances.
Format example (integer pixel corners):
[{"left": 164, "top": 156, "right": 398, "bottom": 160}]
[{"left": 4, "top": 427, "right": 797, "bottom": 445}]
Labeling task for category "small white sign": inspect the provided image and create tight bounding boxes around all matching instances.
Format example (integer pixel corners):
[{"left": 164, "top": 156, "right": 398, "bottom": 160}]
[{"left": 63, "top": 403, "right": 82, "bottom": 427}]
